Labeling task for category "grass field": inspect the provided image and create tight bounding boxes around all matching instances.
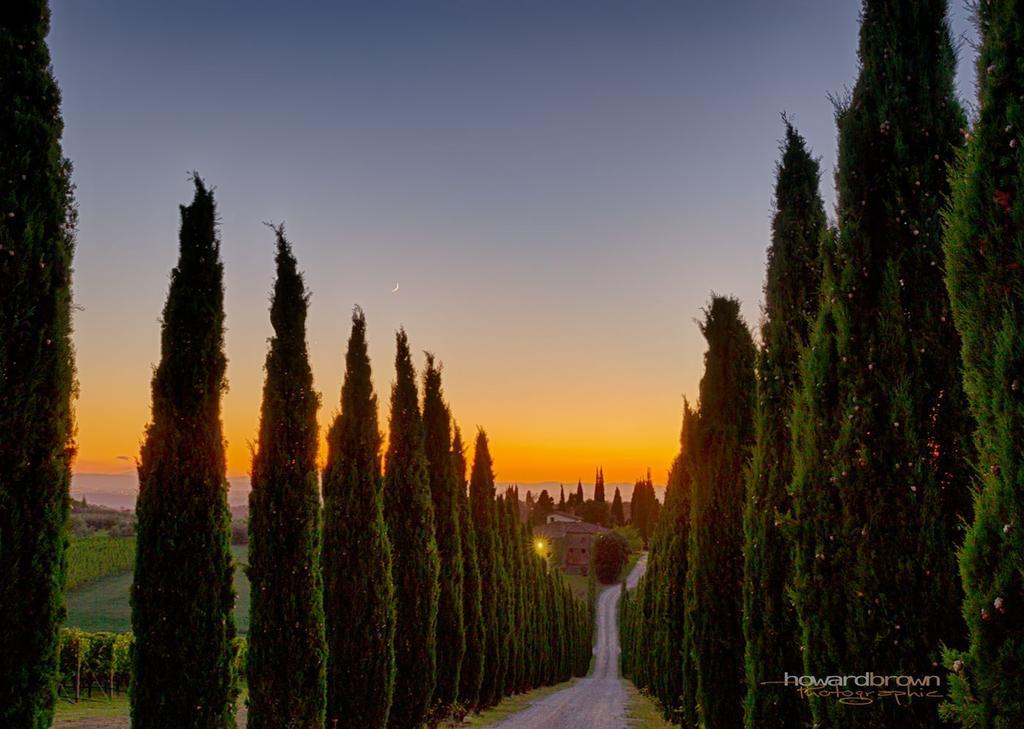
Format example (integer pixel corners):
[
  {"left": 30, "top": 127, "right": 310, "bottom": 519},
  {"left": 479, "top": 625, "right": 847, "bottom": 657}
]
[
  {"left": 66, "top": 536, "right": 136, "bottom": 590},
  {"left": 53, "top": 686, "right": 249, "bottom": 728},
  {"left": 52, "top": 691, "right": 131, "bottom": 726},
  {"left": 624, "top": 683, "right": 676, "bottom": 728},
  {"left": 66, "top": 545, "right": 251, "bottom": 634}
]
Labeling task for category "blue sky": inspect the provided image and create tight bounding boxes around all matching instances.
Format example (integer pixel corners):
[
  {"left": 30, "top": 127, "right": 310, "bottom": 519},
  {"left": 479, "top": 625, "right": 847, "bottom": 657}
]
[{"left": 50, "top": 1, "right": 979, "bottom": 483}]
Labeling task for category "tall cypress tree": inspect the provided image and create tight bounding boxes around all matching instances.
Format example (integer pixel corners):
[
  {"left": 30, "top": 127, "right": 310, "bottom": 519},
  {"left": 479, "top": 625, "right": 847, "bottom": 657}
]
[
  {"left": 383, "top": 330, "right": 441, "bottom": 729},
  {"left": 131, "top": 178, "right": 236, "bottom": 729},
  {"left": 594, "top": 467, "right": 605, "bottom": 503},
  {"left": 0, "top": 3, "right": 75, "bottom": 725},
  {"left": 490, "top": 493, "right": 512, "bottom": 700},
  {"left": 682, "top": 296, "right": 755, "bottom": 729},
  {"left": 942, "top": 2, "right": 1024, "bottom": 724},
  {"left": 502, "top": 489, "right": 527, "bottom": 693},
  {"left": 469, "top": 430, "right": 501, "bottom": 708},
  {"left": 246, "top": 227, "right": 325, "bottom": 729},
  {"left": 453, "top": 425, "right": 485, "bottom": 712},
  {"left": 422, "top": 355, "right": 465, "bottom": 719},
  {"left": 621, "top": 403, "right": 698, "bottom": 725},
  {"left": 742, "top": 121, "right": 825, "bottom": 729},
  {"left": 630, "top": 473, "right": 660, "bottom": 547},
  {"left": 321, "top": 309, "right": 395, "bottom": 729},
  {"left": 790, "top": 2, "right": 972, "bottom": 727},
  {"left": 610, "top": 487, "right": 624, "bottom": 526}
]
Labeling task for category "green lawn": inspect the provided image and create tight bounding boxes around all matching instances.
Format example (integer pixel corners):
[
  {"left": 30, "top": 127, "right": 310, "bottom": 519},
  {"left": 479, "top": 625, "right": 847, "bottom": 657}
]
[
  {"left": 53, "top": 692, "right": 130, "bottom": 727},
  {"left": 53, "top": 687, "right": 249, "bottom": 727},
  {"left": 66, "top": 544, "right": 251, "bottom": 634}
]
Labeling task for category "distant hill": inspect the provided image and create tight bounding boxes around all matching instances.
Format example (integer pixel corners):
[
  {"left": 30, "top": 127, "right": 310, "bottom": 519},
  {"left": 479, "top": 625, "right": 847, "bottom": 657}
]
[{"left": 72, "top": 472, "right": 251, "bottom": 510}]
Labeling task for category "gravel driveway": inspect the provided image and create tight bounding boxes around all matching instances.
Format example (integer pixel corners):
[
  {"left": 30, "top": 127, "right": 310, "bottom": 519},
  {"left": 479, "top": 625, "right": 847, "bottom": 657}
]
[{"left": 489, "top": 555, "right": 648, "bottom": 729}]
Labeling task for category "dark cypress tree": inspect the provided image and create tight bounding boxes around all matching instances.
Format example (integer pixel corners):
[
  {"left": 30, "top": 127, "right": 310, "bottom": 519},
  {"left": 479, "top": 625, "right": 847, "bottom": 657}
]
[
  {"left": 383, "top": 331, "right": 441, "bottom": 729},
  {"left": 741, "top": 121, "right": 825, "bottom": 729},
  {"left": 594, "top": 467, "right": 605, "bottom": 503},
  {"left": 630, "top": 474, "right": 660, "bottom": 547},
  {"left": 322, "top": 309, "right": 395, "bottom": 729},
  {"left": 558, "top": 484, "right": 566, "bottom": 509},
  {"left": 575, "top": 480, "right": 584, "bottom": 505},
  {"left": 0, "top": 3, "right": 75, "bottom": 725},
  {"left": 610, "top": 487, "right": 625, "bottom": 526},
  {"left": 667, "top": 407, "right": 700, "bottom": 725},
  {"left": 422, "top": 355, "right": 465, "bottom": 719},
  {"left": 131, "top": 178, "right": 236, "bottom": 728},
  {"left": 942, "top": 2, "right": 1024, "bottom": 724},
  {"left": 246, "top": 227, "right": 325, "bottom": 729},
  {"left": 506, "top": 489, "right": 529, "bottom": 693},
  {"left": 682, "top": 296, "right": 755, "bottom": 729},
  {"left": 490, "top": 494, "right": 512, "bottom": 700},
  {"left": 532, "top": 489, "right": 555, "bottom": 526},
  {"left": 498, "top": 492, "right": 519, "bottom": 695},
  {"left": 469, "top": 430, "right": 501, "bottom": 707},
  {"left": 453, "top": 425, "right": 486, "bottom": 712},
  {"left": 621, "top": 404, "right": 699, "bottom": 725},
  {"left": 790, "top": 3, "right": 971, "bottom": 727}
]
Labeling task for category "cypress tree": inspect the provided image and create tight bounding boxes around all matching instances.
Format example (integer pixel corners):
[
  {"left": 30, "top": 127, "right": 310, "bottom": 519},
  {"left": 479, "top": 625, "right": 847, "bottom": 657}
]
[
  {"left": 422, "top": 355, "right": 465, "bottom": 719},
  {"left": 742, "top": 121, "right": 825, "bottom": 729},
  {"left": 682, "top": 296, "right": 755, "bottom": 729},
  {"left": 575, "top": 480, "right": 584, "bottom": 505},
  {"left": 469, "top": 430, "right": 501, "bottom": 707},
  {"left": 246, "top": 227, "right": 325, "bottom": 729},
  {"left": 321, "top": 309, "right": 395, "bottom": 729},
  {"left": 942, "top": 2, "right": 1024, "bottom": 723},
  {"left": 790, "top": 3, "right": 972, "bottom": 726},
  {"left": 490, "top": 494, "right": 512, "bottom": 700},
  {"left": 622, "top": 402, "right": 697, "bottom": 723},
  {"left": 630, "top": 473, "right": 660, "bottom": 547},
  {"left": 383, "top": 330, "right": 441, "bottom": 729},
  {"left": 610, "top": 487, "right": 624, "bottom": 527},
  {"left": 594, "top": 467, "right": 605, "bottom": 503},
  {"left": 453, "top": 426, "right": 486, "bottom": 711},
  {"left": 0, "top": 3, "right": 75, "bottom": 725},
  {"left": 558, "top": 484, "right": 566, "bottom": 509},
  {"left": 131, "top": 178, "right": 236, "bottom": 728},
  {"left": 667, "top": 410, "right": 700, "bottom": 726},
  {"left": 504, "top": 490, "right": 528, "bottom": 693}
]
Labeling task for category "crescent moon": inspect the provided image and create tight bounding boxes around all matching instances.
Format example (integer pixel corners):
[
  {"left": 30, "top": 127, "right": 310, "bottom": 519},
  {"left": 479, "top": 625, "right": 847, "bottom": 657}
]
[{"left": 392, "top": 283, "right": 400, "bottom": 293}]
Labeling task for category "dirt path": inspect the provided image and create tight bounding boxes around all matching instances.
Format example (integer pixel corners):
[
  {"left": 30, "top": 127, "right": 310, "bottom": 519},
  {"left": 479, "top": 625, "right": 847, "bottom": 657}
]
[{"left": 489, "top": 555, "right": 648, "bottom": 729}]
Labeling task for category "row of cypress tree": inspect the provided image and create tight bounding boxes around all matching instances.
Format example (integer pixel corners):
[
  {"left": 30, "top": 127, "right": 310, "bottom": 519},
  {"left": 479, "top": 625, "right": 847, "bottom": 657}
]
[
  {"left": 128, "top": 183, "right": 595, "bottom": 729},
  {"left": 0, "top": 5, "right": 593, "bottom": 724},
  {"left": 624, "top": 1, "right": 1024, "bottom": 727},
  {"left": 621, "top": 295, "right": 756, "bottom": 728}
]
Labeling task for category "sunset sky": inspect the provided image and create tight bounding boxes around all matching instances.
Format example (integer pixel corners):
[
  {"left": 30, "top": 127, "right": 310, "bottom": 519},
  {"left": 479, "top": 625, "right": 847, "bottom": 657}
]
[{"left": 50, "top": 1, "right": 978, "bottom": 485}]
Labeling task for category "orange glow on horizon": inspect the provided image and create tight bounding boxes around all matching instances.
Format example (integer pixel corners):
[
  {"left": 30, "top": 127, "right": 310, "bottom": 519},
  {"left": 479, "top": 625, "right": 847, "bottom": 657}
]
[{"left": 73, "top": 374, "right": 683, "bottom": 486}]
